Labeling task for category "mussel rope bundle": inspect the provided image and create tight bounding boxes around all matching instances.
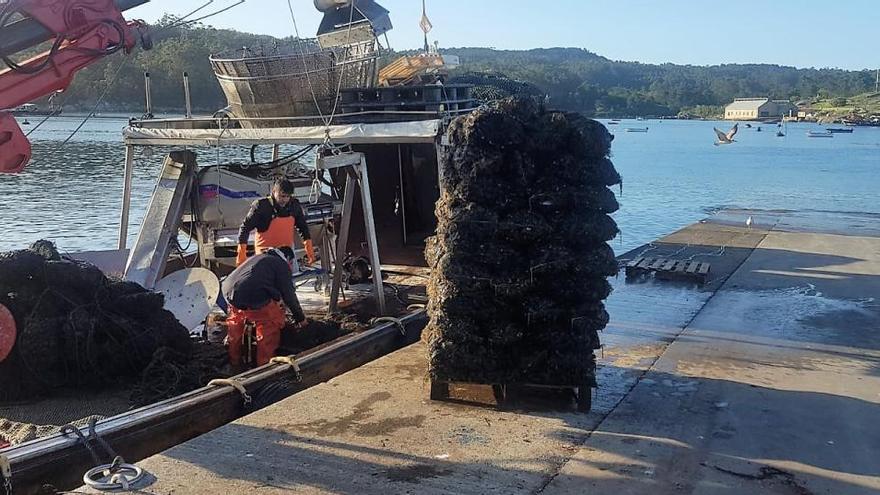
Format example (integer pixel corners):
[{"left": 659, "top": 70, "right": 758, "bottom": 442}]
[
  {"left": 425, "top": 97, "right": 621, "bottom": 388},
  {"left": 0, "top": 241, "right": 192, "bottom": 403}
]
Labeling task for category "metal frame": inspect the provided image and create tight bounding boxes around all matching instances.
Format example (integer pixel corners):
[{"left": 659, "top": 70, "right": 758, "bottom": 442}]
[
  {"left": 123, "top": 151, "right": 197, "bottom": 289},
  {"left": 398, "top": 144, "right": 407, "bottom": 246},
  {"left": 117, "top": 145, "right": 134, "bottom": 250},
  {"left": 320, "top": 152, "right": 387, "bottom": 314}
]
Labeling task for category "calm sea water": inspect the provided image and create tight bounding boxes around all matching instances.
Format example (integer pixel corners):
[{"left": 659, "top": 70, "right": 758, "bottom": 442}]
[{"left": 1, "top": 115, "right": 878, "bottom": 255}]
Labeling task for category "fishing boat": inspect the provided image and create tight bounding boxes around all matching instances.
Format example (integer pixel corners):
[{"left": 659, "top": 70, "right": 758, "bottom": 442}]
[
  {"left": 826, "top": 127, "right": 854, "bottom": 133},
  {"left": 625, "top": 127, "right": 649, "bottom": 133},
  {"left": 807, "top": 130, "right": 834, "bottom": 138},
  {"left": 0, "top": 1, "right": 484, "bottom": 490}
]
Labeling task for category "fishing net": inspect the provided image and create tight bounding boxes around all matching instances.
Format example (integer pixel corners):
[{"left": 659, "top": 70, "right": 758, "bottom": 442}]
[
  {"left": 447, "top": 72, "right": 545, "bottom": 103},
  {"left": 0, "top": 241, "right": 193, "bottom": 404},
  {"left": 425, "top": 97, "right": 620, "bottom": 387}
]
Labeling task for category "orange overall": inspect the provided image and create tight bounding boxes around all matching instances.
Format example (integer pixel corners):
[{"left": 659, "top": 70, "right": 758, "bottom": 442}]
[
  {"left": 225, "top": 301, "right": 285, "bottom": 366},
  {"left": 254, "top": 216, "right": 295, "bottom": 255}
]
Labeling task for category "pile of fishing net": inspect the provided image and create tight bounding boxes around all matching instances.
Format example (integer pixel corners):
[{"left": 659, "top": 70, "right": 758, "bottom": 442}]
[
  {"left": 425, "top": 97, "right": 621, "bottom": 387},
  {"left": 448, "top": 72, "right": 544, "bottom": 103},
  {"left": 0, "top": 241, "right": 193, "bottom": 403}
]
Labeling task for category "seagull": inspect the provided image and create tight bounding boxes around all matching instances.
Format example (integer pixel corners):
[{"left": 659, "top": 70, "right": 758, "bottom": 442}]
[
  {"left": 746, "top": 215, "right": 753, "bottom": 230},
  {"left": 714, "top": 123, "right": 738, "bottom": 145}
]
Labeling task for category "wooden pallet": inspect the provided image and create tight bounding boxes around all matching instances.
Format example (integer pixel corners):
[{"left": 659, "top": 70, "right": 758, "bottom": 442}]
[
  {"left": 625, "top": 256, "right": 711, "bottom": 284},
  {"left": 430, "top": 380, "right": 592, "bottom": 413}
]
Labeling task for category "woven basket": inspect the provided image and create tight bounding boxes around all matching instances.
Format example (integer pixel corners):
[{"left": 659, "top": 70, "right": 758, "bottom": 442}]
[{"left": 210, "top": 39, "right": 378, "bottom": 128}]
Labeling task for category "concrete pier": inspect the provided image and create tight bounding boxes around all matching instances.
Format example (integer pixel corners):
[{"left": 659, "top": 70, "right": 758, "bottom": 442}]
[{"left": 93, "top": 209, "right": 880, "bottom": 494}]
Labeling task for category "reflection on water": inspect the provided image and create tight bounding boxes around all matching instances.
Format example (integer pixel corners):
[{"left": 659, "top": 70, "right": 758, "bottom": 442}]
[{"left": 1, "top": 116, "right": 879, "bottom": 254}]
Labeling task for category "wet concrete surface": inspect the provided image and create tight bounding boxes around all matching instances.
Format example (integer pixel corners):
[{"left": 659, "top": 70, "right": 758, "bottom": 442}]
[
  {"left": 89, "top": 209, "right": 880, "bottom": 494},
  {"left": 543, "top": 212, "right": 880, "bottom": 495}
]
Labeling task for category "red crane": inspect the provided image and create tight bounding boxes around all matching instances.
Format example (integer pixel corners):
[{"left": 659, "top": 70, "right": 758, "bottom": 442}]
[{"left": 0, "top": 0, "right": 151, "bottom": 173}]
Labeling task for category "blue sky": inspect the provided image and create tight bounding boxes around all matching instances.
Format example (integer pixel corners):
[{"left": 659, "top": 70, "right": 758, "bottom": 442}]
[{"left": 128, "top": 0, "right": 878, "bottom": 70}]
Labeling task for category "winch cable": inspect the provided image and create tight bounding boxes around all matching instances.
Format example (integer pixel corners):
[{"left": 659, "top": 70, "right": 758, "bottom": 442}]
[
  {"left": 164, "top": 0, "right": 246, "bottom": 31},
  {"left": 286, "top": 0, "right": 329, "bottom": 128},
  {"left": 325, "top": 2, "right": 357, "bottom": 129},
  {"left": 286, "top": 0, "right": 358, "bottom": 203}
]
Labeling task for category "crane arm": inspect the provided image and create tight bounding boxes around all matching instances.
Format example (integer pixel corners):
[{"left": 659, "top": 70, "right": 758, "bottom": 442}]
[{"left": 0, "top": 0, "right": 151, "bottom": 174}]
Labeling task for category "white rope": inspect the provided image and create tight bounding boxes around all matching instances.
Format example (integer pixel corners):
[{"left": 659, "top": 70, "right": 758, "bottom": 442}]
[
  {"left": 371, "top": 316, "right": 407, "bottom": 336},
  {"left": 269, "top": 355, "right": 302, "bottom": 381},
  {"left": 208, "top": 378, "right": 252, "bottom": 405}
]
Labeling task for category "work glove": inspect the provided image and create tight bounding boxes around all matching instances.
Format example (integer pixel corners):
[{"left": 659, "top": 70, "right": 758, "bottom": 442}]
[
  {"left": 236, "top": 244, "right": 248, "bottom": 266},
  {"left": 304, "top": 239, "right": 316, "bottom": 265}
]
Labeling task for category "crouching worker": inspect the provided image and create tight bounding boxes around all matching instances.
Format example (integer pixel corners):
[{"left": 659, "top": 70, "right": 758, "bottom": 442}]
[{"left": 222, "top": 246, "right": 308, "bottom": 367}]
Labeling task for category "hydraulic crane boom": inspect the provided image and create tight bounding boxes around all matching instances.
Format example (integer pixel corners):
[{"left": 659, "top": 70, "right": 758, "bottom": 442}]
[{"left": 0, "top": 0, "right": 151, "bottom": 173}]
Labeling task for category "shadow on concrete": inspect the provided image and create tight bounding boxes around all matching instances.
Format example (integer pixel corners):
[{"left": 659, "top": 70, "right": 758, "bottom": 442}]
[
  {"left": 539, "top": 367, "right": 880, "bottom": 494},
  {"left": 155, "top": 360, "right": 880, "bottom": 495},
  {"left": 160, "top": 423, "right": 543, "bottom": 494}
]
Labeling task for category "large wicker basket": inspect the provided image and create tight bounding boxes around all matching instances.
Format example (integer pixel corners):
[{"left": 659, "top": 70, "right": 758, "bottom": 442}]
[{"left": 210, "top": 39, "right": 378, "bottom": 128}]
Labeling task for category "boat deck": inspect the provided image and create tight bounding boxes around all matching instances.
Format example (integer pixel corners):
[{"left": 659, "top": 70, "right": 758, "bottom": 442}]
[
  {"left": 81, "top": 209, "right": 880, "bottom": 494},
  {"left": 0, "top": 272, "right": 425, "bottom": 448}
]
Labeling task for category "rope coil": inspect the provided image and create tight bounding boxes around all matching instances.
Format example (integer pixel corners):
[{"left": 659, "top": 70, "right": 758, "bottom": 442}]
[{"left": 208, "top": 378, "right": 252, "bottom": 405}]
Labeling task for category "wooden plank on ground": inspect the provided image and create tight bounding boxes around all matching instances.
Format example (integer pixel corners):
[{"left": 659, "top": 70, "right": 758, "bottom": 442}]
[
  {"left": 649, "top": 259, "right": 666, "bottom": 270},
  {"left": 627, "top": 257, "right": 644, "bottom": 268}
]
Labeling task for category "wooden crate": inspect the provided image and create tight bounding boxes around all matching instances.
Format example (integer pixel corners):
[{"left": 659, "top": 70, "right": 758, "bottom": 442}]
[{"left": 625, "top": 256, "right": 710, "bottom": 285}]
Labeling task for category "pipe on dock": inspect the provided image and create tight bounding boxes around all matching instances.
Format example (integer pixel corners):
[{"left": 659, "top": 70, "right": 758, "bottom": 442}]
[
  {"left": 143, "top": 72, "right": 153, "bottom": 118},
  {"left": 117, "top": 145, "right": 135, "bottom": 250},
  {"left": 183, "top": 72, "right": 192, "bottom": 119}
]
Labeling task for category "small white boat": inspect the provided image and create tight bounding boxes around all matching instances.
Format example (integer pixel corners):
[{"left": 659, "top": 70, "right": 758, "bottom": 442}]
[
  {"left": 807, "top": 130, "right": 833, "bottom": 138},
  {"left": 625, "top": 127, "right": 649, "bottom": 133}
]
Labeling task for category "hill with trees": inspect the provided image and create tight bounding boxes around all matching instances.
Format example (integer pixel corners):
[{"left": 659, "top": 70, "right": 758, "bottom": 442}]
[{"left": 31, "top": 21, "right": 877, "bottom": 118}]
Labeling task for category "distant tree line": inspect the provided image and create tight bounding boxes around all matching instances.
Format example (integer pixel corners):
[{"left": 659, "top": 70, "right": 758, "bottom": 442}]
[
  {"left": 40, "top": 21, "right": 877, "bottom": 117},
  {"left": 442, "top": 47, "right": 876, "bottom": 117}
]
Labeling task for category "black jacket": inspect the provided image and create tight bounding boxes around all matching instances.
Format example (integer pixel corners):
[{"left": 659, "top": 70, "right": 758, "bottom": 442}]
[
  {"left": 238, "top": 196, "right": 311, "bottom": 244},
  {"left": 222, "top": 252, "right": 306, "bottom": 322}
]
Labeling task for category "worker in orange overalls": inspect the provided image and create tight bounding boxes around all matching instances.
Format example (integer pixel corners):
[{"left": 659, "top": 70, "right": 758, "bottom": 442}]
[
  {"left": 222, "top": 247, "right": 307, "bottom": 367},
  {"left": 236, "top": 178, "right": 316, "bottom": 266}
]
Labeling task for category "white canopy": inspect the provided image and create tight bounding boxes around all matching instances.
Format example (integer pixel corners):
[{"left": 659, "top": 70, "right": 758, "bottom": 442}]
[{"left": 122, "top": 120, "right": 441, "bottom": 146}]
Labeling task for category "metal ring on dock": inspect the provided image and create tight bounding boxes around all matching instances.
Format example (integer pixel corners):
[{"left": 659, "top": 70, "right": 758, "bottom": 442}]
[{"left": 83, "top": 457, "right": 144, "bottom": 491}]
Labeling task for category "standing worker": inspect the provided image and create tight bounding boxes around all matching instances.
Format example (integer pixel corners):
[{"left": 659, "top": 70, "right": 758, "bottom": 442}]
[
  {"left": 222, "top": 247, "right": 308, "bottom": 367},
  {"left": 237, "top": 178, "right": 316, "bottom": 266}
]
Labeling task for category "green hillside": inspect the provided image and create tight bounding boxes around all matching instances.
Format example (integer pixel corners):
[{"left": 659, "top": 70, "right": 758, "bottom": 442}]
[{"left": 14, "top": 19, "right": 875, "bottom": 118}]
